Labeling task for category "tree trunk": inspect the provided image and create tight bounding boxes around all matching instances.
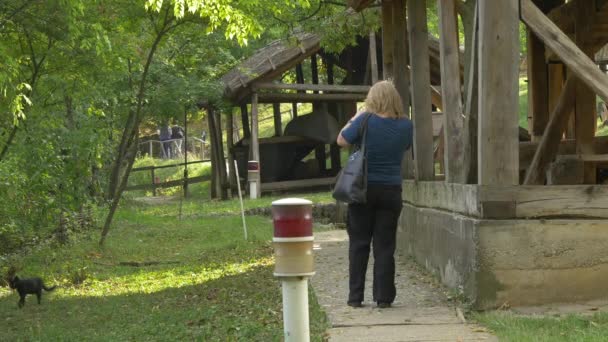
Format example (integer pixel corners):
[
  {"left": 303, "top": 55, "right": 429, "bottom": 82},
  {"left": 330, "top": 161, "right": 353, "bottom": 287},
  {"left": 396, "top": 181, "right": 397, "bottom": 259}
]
[{"left": 100, "top": 7, "right": 175, "bottom": 246}]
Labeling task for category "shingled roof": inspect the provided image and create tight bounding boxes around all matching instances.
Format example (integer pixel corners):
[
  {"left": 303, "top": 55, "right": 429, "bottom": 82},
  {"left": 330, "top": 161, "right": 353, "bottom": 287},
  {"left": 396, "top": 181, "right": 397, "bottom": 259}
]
[{"left": 221, "top": 32, "right": 321, "bottom": 104}]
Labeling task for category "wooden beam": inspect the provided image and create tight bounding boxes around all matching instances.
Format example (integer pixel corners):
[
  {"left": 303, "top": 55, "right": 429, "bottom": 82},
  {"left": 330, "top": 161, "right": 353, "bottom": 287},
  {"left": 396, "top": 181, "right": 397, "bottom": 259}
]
[
  {"left": 256, "top": 93, "right": 366, "bottom": 103},
  {"left": 240, "top": 104, "right": 251, "bottom": 139},
  {"left": 524, "top": 76, "right": 578, "bottom": 185},
  {"left": 262, "top": 177, "right": 335, "bottom": 192},
  {"left": 478, "top": 0, "right": 520, "bottom": 186},
  {"left": 369, "top": 31, "right": 379, "bottom": 84},
  {"left": 382, "top": 0, "right": 394, "bottom": 79},
  {"left": 273, "top": 103, "right": 282, "bottom": 137},
  {"left": 430, "top": 85, "right": 443, "bottom": 110},
  {"left": 463, "top": 1, "right": 479, "bottom": 184},
  {"left": 528, "top": 27, "right": 549, "bottom": 140},
  {"left": 253, "top": 82, "right": 370, "bottom": 93},
  {"left": 575, "top": 0, "right": 597, "bottom": 184},
  {"left": 521, "top": 0, "right": 608, "bottom": 103},
  {"left": 251, "top": 93, "right": 260, "bottom": 162},
  {"left": 438, "top": 0, "right": 465, "bottom": 183},
  {"left": 393, "top": 0, "right": 410, "bottom": 112},
  {"left": 408, "top": 0, "right": 435, "bottom": 181}
]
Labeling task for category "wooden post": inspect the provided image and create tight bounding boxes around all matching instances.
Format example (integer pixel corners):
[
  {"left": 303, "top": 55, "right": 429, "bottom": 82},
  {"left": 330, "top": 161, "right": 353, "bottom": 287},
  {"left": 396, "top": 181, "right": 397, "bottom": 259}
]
[
  {"left": 369, "top": 31, "right": 379, "bottom": 84},
  {"left": 151, "top": 168, "right": 157, "bottom": 196},
  {"left": 251, "top": 92, "right": 261, "bottom": 196},
  {"left": 148, "top": 140, "right": 153, "bottom": 157},
  {"left": 462, "top": 1, "right": 479, "bottom": 184},
  {"left": 325, "top": 56, "right": 341, "bottom": 173},
  {"left": 392, "top": 0, "right": 410, "bottom": 112},
  {"left": 524, "top": 76, "right": 578, "bottom": 185},
  {"left": 575, "top": 0, "right": 596, "bottom": 183},
  {"left": 438, "top": 0, "right": 465, "bottom": 183},
  {"left": 227, "top": 110, "right": 236, "bottom": 198},
  {"left": 392, "top": 0, "right": 415, "bottom": 179},
  {"left": 528, "top": 28, "right": 549, "bottom": 141},
  {"left": 382, "top": 0, "right": 394, "bottom": 79},
  {"left": 407, "top": 0, "right": 434, "bottom": 181},
  {"left": 478, "top": 0, "right": 520, "bottom": 185},
  {"left": 240, "top": 104, "right": 251, "bottom": 139},
  {"left": 273, "top": 103, "right": 282, "bottom": 136}
]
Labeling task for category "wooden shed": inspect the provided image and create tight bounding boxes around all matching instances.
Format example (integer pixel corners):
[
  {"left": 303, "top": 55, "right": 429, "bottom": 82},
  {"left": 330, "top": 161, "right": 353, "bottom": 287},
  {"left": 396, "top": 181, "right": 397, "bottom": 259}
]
[
  {"left": 349, "top": 0, "right": 608, "bottom": 309},
  {"left": 220, "top": 27, "right": 451, "bottom": 195}
]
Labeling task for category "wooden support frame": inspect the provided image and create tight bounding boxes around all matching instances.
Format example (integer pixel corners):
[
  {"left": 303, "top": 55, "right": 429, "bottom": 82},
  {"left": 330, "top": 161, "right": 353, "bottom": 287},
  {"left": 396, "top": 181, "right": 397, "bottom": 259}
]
[
  {"left": 478, "top": 0, "right": 520, "bottom": 186},
  {"left": 407, "top": 0, "right": 435, "bottom": 180},
  {"left": 438, "top": 0, "right": 465, "bottom": 183},
  {"left": 524, "top": 76, "right": 578, "bottom": 185},
  {"left": 521, "top": 0, "right": 608, "bottom": 103},
  {"left": 462, "top": 1, "right": 479, "bottom": 184},
  {"left": 528, "top": 27, "right": 549, "bottom": 141},
  {"left": 272, "top": 103, "right": 282, "bottom": 137},
  {"left": 575, "top": 0, "right": 597, "bottom": 184},
  {"left": 369, "top": 30, "right": 379, "bottom": 84},
  {"left": 382, "top": 0, "right": 394, "bottom": 79},
  {"left": 256, "top": 93, "right": 366, "bottom": 103},
  {"left": 253, "top": 83, "right": 370, "bottom": 93}
]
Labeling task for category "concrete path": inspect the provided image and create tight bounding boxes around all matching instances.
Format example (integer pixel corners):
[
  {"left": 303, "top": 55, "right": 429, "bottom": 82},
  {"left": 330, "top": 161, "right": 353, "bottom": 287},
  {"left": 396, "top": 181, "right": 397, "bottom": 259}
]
[{"left": 311, "top": 230, "right": 497, "bottom": 342}]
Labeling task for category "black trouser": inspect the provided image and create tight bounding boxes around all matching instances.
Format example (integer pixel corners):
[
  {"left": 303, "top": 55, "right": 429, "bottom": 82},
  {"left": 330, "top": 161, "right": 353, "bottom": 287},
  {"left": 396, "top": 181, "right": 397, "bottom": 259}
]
[{"left": 347, "top": 184, "right": 403, "bottom": 304}]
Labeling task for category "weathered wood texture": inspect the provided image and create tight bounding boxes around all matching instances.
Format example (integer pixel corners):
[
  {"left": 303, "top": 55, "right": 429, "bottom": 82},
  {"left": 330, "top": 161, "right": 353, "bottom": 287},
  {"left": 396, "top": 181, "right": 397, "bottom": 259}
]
[
  {"left": 438, "top": 0, "right": 465, "bottom": 183},
  {"left": 408, "top": 0, "right": 435, "bottom": 181},
  {"left": 272, "top": 103, "right": 282, "bottom": 136},
  {"left": 462, "top": 2, "right": 478, "bottom": 184},
  {"left": 528, "top": 29, "right": 549, "bottom": 140},
  {"left": 255, "top": 93, "right": 366, "bottom": 103},
  {"left": 402, "top": 180, "right": 608, "bottom": 219},
  {"left": 575, "top": 0, "right": 597, "bottom": 184},
  {"left": 382, "top": 0, "right": 394, "bottom": 80},
  {"left": 521, "top": 0, "right": 608, "bottom": 102},
  {"left": 369, "top": 31, "right": 379, "bottom": 84},
  {"left": 478, "top": 0, "right": 520, "bottom": 186},
  {"left": 221, "top": 33, "right": 320, "bottom": 102},
  {"left": 250, "top": 93, "right": 260, "bottom": 162},
  {"left": 253, "top": 83, "right": 370, "bottom": 93},
  {"left": 520, "top": 136, "right": 608, "bottom": 169},
  {"left": 262, "top": 177, "right": 335, "bottom": 192},
  {"left": 393, "top": 0, "right": 410, "bottom": 112},
  {"left": 524, "top": 76, "right": 578, "bottom": 185}
]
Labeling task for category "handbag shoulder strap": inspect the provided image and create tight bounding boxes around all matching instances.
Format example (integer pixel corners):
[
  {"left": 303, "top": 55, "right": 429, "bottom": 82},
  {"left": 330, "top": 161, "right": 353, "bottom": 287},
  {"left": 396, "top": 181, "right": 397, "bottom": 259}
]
[{"left": 358, "top": 113, "right": 372, "bottom": 154}]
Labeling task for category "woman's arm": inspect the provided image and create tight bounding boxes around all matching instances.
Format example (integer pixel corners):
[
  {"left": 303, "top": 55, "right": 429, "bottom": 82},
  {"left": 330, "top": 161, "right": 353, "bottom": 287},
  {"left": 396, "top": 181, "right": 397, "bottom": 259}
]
[{"left": 337, "top": 110, "right": 366, "bottom": 147}]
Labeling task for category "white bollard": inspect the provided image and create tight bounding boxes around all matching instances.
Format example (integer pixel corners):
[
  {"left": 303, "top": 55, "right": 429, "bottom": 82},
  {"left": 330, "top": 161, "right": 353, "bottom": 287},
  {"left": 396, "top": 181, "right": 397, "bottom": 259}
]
[
  {"left": 272, "top": 198, "right": 314, "bottom": 342},
  {"left": 248, "top": 160, "right": 260, "bottom": 199},
  {"left": 281, "top": 277, "right": 310, "bottom": 342}
]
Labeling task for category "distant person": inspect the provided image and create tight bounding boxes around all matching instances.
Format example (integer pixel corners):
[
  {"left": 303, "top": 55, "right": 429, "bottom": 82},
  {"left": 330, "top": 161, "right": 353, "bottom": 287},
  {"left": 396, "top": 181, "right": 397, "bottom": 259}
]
[
  {"left": 337, "top": 80, "right": 413, "bottom": 309},
  {"left": 171, "top": 125, "right": 185, "bottom": 157},
  {"left": 159, "top": 124, "right": 172, "bottom": 159}
]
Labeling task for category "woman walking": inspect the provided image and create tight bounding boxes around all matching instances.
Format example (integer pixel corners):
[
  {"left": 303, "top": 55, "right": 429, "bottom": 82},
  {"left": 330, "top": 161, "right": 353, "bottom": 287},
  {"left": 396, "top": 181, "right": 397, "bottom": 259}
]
[{"left": 337, "top": 80, "right": 413, "bottom": 308}]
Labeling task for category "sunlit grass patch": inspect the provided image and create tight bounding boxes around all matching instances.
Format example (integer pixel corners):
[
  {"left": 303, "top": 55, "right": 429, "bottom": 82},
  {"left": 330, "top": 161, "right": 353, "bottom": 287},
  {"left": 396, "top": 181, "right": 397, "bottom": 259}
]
[
  {"left": 475, "top": 311, "right": 608, "bottom": 342},
  {"left": 0, "top": 193, "right": 331, "bottom": 340}
]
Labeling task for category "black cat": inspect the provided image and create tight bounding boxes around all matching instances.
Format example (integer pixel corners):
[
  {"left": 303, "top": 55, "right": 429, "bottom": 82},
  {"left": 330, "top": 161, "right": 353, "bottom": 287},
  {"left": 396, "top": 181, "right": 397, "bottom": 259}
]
[{"left": 8, "top": 276, "right": 57, "bottom": 308}]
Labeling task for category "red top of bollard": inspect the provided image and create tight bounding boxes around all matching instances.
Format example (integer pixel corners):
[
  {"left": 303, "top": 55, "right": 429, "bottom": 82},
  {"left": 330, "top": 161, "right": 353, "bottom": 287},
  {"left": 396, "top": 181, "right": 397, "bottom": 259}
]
[
  {"left": 247, "top": 160, "right": 259, "bottom": 171},
  {"left": 271, "top": 198, "right": 313, "bottom": 239}
]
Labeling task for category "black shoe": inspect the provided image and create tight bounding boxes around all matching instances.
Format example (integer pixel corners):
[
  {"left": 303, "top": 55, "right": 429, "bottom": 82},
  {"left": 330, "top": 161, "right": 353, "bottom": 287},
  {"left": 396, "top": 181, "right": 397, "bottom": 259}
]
[
  {"left": 347, "top": 301, "right": 362, "bottom": 308},
  {"left": 377, "top": 302, "right": 391, "bottom": 308}
]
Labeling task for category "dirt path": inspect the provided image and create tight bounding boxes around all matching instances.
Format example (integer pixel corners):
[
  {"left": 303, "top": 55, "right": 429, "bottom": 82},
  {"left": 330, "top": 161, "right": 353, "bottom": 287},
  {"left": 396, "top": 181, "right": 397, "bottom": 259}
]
[{"left": 311, "top": 230, "right": 497, "bottom": 342}]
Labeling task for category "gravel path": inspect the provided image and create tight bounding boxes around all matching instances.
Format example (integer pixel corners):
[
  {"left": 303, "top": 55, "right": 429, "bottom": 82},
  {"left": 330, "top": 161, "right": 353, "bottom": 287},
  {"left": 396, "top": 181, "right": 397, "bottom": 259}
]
[{"left": 310, "top": 230, "right": 497, "bottom": 342}]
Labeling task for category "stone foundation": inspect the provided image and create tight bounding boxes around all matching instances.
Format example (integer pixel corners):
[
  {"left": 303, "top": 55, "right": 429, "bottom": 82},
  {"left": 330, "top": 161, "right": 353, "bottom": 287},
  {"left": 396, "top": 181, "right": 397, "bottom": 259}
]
[{"left": 399, "top": 203, "right": 608, "bottom": 309}]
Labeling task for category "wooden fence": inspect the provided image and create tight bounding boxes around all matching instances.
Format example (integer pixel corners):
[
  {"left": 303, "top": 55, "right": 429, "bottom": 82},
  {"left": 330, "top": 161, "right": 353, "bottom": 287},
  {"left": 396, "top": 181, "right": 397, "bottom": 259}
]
[{"left": 126, "top": 159, "right": 211, "bottom": 195}]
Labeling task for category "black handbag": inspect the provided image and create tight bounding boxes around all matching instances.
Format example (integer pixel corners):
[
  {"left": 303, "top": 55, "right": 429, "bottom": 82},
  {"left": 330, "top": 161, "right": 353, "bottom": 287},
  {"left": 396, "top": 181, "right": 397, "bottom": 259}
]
[{"left": 332, "top": 113, "right": 372, "bottom": 204}]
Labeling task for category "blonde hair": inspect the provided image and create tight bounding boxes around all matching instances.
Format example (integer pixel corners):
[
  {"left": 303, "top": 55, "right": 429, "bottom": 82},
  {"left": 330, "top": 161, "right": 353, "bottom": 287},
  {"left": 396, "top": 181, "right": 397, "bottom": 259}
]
[{"left": 364, "top": 80, "right": 405, "bottom": 118}]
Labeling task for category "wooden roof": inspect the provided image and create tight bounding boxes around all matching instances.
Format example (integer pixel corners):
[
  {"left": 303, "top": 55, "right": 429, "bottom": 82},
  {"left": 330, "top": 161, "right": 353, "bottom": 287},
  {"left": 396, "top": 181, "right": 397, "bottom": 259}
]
[{"left": 221, "top": 32, "right": 321, "bottom": 103}]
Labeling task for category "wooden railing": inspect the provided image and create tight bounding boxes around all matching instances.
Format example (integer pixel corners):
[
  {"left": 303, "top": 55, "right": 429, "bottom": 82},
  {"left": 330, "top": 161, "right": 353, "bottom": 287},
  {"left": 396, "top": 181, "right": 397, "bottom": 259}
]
[{"left": 126, "top": 159, "right": 211, "bottom": 195}]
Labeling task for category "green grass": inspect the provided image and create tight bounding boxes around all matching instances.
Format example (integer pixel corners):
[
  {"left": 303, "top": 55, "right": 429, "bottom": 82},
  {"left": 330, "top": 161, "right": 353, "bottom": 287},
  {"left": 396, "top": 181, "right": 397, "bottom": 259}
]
[
  {"left": 0, "top": 195, "right": 331, "bottom": 341},
  {"left": 475, "top": 311, "right": 608, "bottom": 342}
]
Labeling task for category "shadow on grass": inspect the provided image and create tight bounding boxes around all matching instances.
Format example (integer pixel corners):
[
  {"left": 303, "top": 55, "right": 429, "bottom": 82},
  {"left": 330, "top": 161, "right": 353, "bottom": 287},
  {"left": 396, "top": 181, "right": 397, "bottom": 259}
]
[{"left": 0, "top": 264, "right": 329, "bottom": 341}]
